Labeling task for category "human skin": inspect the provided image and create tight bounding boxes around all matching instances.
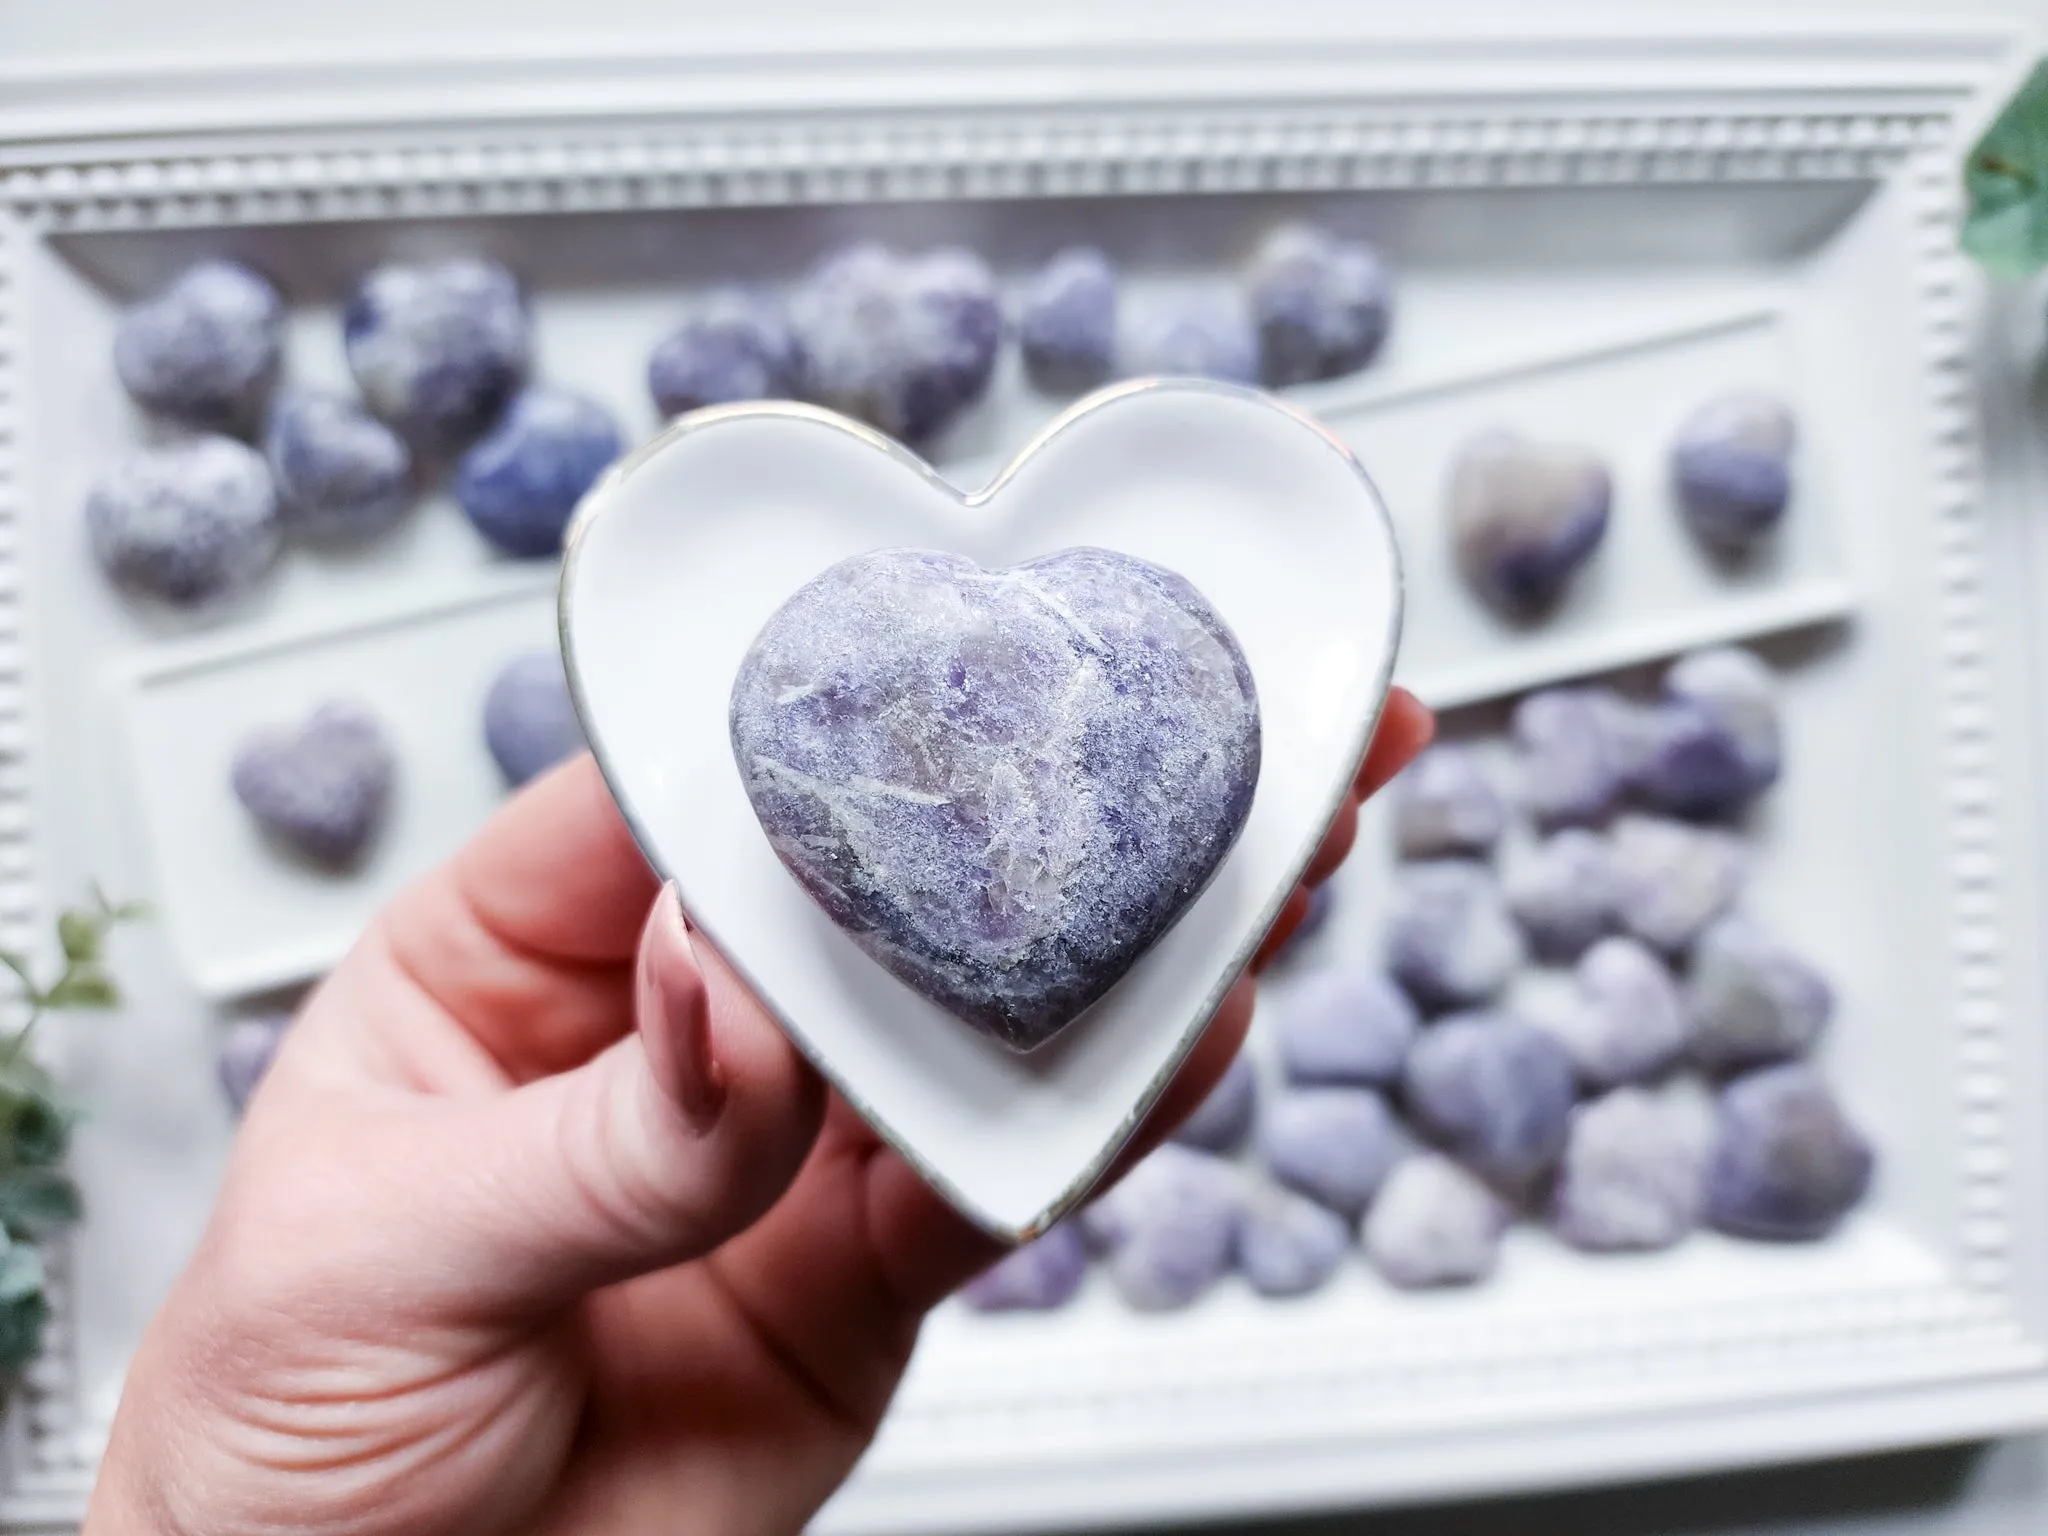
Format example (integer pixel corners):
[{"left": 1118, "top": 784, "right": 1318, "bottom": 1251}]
[{"left": 86, "top": 689, "right": 1432, "bottom": 1536}]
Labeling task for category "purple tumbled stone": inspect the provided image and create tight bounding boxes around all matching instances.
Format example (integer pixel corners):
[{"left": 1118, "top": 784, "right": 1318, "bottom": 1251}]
[
  {"left": 218, "top": 1012, "right": 292, "bottom": 1115},
  {"left": 1509, "top": 687, "right": 1628, "bottom": 828},
  {"left": 1272, "top": 964, "right": 1417, "bottom": 1087},
  {"left": 789, "top": 243, "right": 1000, "bottom": 446},
  {"left": 1401, "top": 1010, "right": 1576, "bottom": 1189},
  {"left": 1502, "top": 828, "right": 1619, "bottom": 962},
  {"left": 1663, "top": 646, "right": 1782, "bottom": 804},
  {"left": 1448, "top": 432, "right": 1611, "bottom": 616},
  {"left": 1238, "top": 1183, "right": 1352, "bottom": 1298},
  {"left": 1538, "top": 936, "right": 1690, "bottom": 1090},
  {"left": 264, "top": 389, "right": 413, "bottom": 544},
  {"left": 1248, "top": 223, "right": 1393, "bottom": 388},
  {"left": 1363, "top": 1153, "right": 1510, "bottom": 1288},
  {"left": 1625, "top": 701, "right": 1757, "bottom": 822},
  {"left": 730, "top": 547, "right": 1261, "bottom": 1051},
  {"left": 1393, "top": 743, "right": 1505, "bottom": 859},
  {"left": 231, "top": 700, "right": 395, "bottom": 868},
  {"left": 1172, "top": 1049, "right": 1258, "bottom": 1154},
  {"left": 87, "top": 436, "right": 281, "bottom": 609},
  {"left": 1384, "top": 860, "right": 1525, "bottom": 1012},
  {"left": 1552, "top": 1085, "right": 1713, "bottom": 1252},
  {"left": 1079, "top": 1144, "right": 1244, "bottom": 1311},
  {"left": 1705, "top": 1064, "right": 1874, "bottom": 1241},
  {"left": 647, "top": 288, "right": 801, "bottom": 418},
  {"left": 1018, "top": 246, "right": 1119, "bottom": 395},
  {"left": 1607, "top": 814, "right": 1746, "bottom": 955},
  {"left": 344, "top": 257, "right": 529, "bottom": 449},
  {"left": 1686, "top": 912, "right": 1834, "bottom": 1073},
  {"left": 1671, "top": 392, "right": 1796, "bottom": 554},
  {"left": 1258, "top": 1086, "right": 1404, "bottom": 1217},
  {"left": 961, "top": 1223, "right": 1089, "bottom": 1312},
  {"left": 115, "top": 259, "right": 283, "bottom": 432},
  {"left": 483, "top": 650, "right": 586, "bottom": 788}
]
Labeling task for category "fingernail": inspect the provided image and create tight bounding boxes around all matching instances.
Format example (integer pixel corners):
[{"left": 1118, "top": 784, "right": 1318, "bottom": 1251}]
[{"left": 638, "top": 883, "right": 726, "bottom": 1131}]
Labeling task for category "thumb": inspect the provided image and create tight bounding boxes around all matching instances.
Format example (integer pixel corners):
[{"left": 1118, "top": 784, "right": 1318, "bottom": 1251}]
[{"left": 447, "top": 884, "right": 827, "bottom": 1313}]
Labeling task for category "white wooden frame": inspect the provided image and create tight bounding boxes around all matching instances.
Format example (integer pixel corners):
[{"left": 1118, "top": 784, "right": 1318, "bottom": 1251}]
[{"left": 1, "top": 21, "right": 2045, "bottom": 1532}]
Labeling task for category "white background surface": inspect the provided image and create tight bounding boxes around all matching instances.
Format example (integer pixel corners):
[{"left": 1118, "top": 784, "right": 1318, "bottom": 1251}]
[{"left": 8, "top": 2, "right": 2048, "bottom": 1534}]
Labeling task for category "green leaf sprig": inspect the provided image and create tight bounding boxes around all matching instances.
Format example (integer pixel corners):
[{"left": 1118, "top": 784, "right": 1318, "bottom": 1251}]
[
  {"left": 0, "top": 886, "right": 145, "bottom": 1375},
  {"left": 1963, "top": 60, "right": 2048, "bottom": 275}
]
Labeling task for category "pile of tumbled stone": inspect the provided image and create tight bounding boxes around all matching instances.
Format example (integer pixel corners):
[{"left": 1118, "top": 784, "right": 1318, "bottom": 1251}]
[
  {"left": 965, "top": 644, "right": 1875, "bottom": 1314},
  {"left": 92, "top": 256, "right": 623, "bottom": 606},
  {"left": 644, "top": 224, "right": 1391, "bottom": 443}
]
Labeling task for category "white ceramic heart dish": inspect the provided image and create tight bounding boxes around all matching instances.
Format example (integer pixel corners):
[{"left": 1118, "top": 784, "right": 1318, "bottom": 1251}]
[{"left": 559, "top": 380, "right": 1402, "bottom": 1240}]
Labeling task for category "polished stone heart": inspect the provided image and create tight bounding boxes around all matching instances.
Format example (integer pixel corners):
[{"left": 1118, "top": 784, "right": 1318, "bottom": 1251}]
[{"left": 729, "top": 546, "right": 1263, "bottom": 1051}]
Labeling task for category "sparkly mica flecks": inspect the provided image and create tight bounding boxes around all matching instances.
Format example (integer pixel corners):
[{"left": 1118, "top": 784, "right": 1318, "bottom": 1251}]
[{"left": 730, "top": 546, "right": 1263, "bottom": 1052}]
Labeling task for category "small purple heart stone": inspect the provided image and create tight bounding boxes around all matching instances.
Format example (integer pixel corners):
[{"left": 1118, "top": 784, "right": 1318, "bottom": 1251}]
[
  {"left": 1018, "top": 246, "right": 1119, "bottom": 395},
  {"left": 1552, "top": 1085, "right": 1712, "bottom": 1253},
  {"left": 1248, "top": 222, "right": 1393, "bottom": 388},
  {"left": 232, "top": 701, "right": 395, "bottom": 868},
  {"left": 647, "top": 289, "right": 801, "bottom": 418},
  {"left": 1661, "top": 646, "right": 1782, "bottom": 809},
  {"left": 1671, "top": 392, "right": 1796, "bottom": 554},
  {"left": 483, "top": 650, "right": 587, "bottom": 788},
  {"left": 1079, "top": 1144, "right": 1245, "bottom": 1311},
  {"left": 1608, "top": 814, "right": 1747, "bottom": 955},
  {"left": 1401, "top": 1010, "right": 1576, "bottom": 1189},
  {"left": 456, "top": 387, "right": 624, "bottom": 558},
  {"left": 1502, "top": 828, "right": 1618, "bottom": 962},
  {"left": 218, "top": 1012, "right": 292, "bottom": 1115},
  {"left": 1258, "top": 1086, "right": 1404, "bottom": 1217},
  {"left": 345, "top": 257, "right": 530, "bottom": 449},
  {"left": 1384, "top": 860, "right": 1525, "bottom": 1013},
  {"left": 1363, "top": 1153, "right": 1510, "bottom": 1289},
  {"left": 961, "top": 1223, "right": 1089, "bottom": 1313},
  {"left": 265, "top": 389, "right": 413, "bottom": 544},
  {"left": 87, "top": 436, "right": 281, "bottom": 609},
  {"left": 1448, "top": 432, "right": 1612, "bottom": 616},
  {"left": 1705, "top": 1063, "right": 1874, "bottom": 1241},
  {"left": 789, "top": 244, "right": 1000, "bottom": 447},
  {"left": 1172, "top": 1049, "right": 1259, "bottom": 1154},
  {"left": 1238, "top": 1183, "right": 1352, "bottom": 1299},
  {"left": 114, "top": 259, "right": 283, "bottom": 431},
  {"left": 1392, "top": 742, "right": 1505, "bottom": 859},
  {"left": 731, "top": 547, "right": 1262, "bottom": 1051},
  {"left": 1271, "top": 964, "right": 1417, "bottom": 1087},
  {"left": 1509, "top": 687, "right": 1629, "bottom": 829},
  {"left": 1686, "top": 912, "right": 1834, "bottom": 1073},
  {"left": 1543, "top": 935, "right": 1690, "bottom": 1090}
]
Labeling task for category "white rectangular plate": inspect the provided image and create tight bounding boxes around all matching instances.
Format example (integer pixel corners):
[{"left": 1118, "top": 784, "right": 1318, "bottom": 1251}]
[{"left": 0, "top": 23, "right": 2044, "bottom": 1536}]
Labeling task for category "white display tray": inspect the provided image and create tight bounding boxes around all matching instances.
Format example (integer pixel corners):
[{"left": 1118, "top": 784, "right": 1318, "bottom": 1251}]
[{"left": 2, "top": 21, "right": 2046, "bottom": 1535}]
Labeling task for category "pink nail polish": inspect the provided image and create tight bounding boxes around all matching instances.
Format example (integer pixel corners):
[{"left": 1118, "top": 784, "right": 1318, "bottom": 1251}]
[{"left": 639, "top": 883, "right": 726, "bottom": 1130}]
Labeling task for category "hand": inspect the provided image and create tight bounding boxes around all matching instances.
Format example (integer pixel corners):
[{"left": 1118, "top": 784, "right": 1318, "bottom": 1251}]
[{"left": 86, "top": 690, "right": 1433, "bottom": 1536}]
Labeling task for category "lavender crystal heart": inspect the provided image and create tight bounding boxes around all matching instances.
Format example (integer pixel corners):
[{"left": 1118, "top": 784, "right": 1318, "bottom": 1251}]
[{"left": 729, "top": 546, "right": 1262, "bottom": 1052}]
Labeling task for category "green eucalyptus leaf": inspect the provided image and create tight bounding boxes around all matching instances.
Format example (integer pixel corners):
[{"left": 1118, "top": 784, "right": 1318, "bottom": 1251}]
[
  {"left": 43, "top": 970, "right": 117, "bottom": 1011},
  {"left": 2, "top": 1093, "right": 70, "bottom": 1169},
  {"left": 0, "top": 1171, "right": 80, "bottom": 1239},
  {"left": 1964, "top": 60, "right": 2048, "bottom": 275},
  {"left": 0, "top": 1057, "right": 56, "bottom": 1099},
  {"left": 0, "top": 1285, "right": 48, "bottom": 1373},
  {"left": 0, "top": 1238, "right": 44, "bottom": 1303},
  {"left": 55, "top": 911, "right": 100, "bottom": 965}
]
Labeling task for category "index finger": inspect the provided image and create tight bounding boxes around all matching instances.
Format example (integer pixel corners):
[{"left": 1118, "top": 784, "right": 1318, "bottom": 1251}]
[{"left": 362, "top": 753, "right": 660, "bottom": 1081}]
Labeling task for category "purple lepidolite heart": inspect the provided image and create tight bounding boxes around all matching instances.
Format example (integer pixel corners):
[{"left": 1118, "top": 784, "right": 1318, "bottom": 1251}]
[{"left": 730, "top": 546, "right": 1262, "bottom": 1052}]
